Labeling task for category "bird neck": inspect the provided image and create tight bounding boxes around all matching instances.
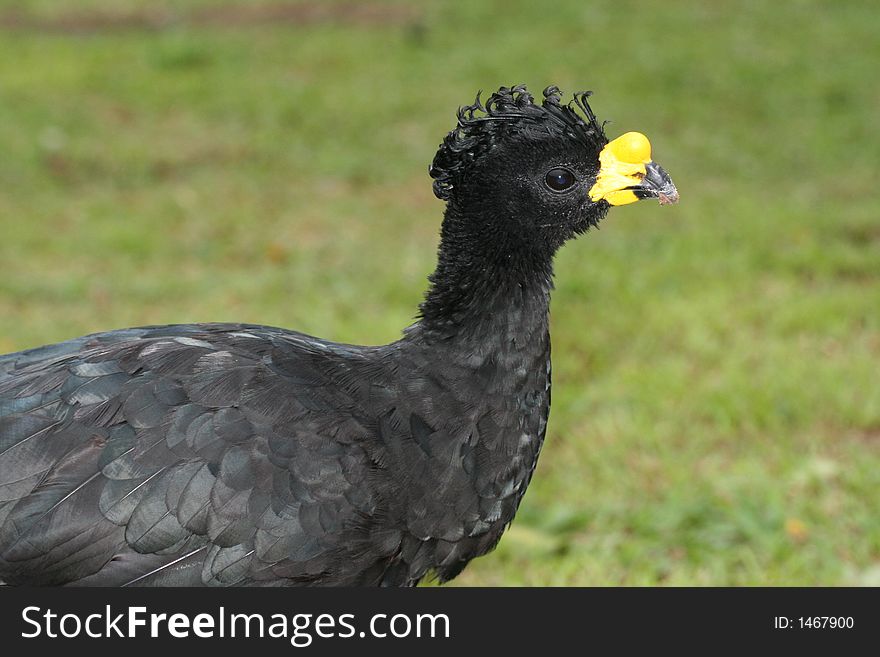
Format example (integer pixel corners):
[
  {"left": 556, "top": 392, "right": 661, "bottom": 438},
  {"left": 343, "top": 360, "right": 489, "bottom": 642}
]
[
  {"left": 396, "top": 206, "right": 555, "bottom": 567},
  {"left": 416, "top": 207, "right": 556, "bottom": 343}
]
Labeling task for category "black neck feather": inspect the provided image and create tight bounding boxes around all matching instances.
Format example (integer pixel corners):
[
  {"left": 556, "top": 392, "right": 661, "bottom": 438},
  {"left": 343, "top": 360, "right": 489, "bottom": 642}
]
[{"left": 416, "top": 204, "right": 556, "bottom": 342}]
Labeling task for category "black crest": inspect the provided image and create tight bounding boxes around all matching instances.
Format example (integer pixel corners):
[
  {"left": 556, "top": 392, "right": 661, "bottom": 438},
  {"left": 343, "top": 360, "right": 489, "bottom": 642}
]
[{"left": 429, "top": 85, "right": 608, "bottom": 200}]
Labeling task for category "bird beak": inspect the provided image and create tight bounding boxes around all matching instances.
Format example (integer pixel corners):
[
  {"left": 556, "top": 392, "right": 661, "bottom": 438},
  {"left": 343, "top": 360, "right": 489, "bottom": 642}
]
[{"left": 589, "top": 132, "right": 679, "bottom": 206}]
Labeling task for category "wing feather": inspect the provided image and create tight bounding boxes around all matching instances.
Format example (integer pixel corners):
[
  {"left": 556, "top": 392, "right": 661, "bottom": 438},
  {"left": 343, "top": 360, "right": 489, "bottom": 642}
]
[{"left": 0, "top": 325, "right": 380, "bottom": 586}]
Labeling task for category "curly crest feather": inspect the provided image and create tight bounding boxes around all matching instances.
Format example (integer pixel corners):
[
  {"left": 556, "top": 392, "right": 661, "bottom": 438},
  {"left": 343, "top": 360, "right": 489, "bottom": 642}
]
[{"left": 429, "top": 85, "right": 608, "bottom": 200}]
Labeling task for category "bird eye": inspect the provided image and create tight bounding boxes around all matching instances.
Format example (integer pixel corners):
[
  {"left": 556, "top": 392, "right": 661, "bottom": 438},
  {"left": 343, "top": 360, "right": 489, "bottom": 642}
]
[{"left": 544, "top": 168, "right": 576, "bottom": 192}]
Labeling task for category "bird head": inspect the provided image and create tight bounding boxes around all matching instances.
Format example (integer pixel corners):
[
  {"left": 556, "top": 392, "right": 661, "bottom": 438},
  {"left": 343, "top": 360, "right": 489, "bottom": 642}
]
[{"left": 429, "top": 85, "right": 678, "bottom": 253}]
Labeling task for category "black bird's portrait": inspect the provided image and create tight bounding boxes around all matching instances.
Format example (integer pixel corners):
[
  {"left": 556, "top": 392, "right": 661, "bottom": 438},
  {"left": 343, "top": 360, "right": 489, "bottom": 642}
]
[
  {"left": 0, "top": 82, "right": 676, "bottom": 586},
  {"left": 0, "top": 1, "right": 875, "bottom": 591}
]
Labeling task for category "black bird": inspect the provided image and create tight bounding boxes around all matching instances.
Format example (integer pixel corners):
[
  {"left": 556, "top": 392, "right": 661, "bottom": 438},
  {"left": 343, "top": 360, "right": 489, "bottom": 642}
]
[{"left": 0, "top": 85, "right": 677, "bottom": 586}]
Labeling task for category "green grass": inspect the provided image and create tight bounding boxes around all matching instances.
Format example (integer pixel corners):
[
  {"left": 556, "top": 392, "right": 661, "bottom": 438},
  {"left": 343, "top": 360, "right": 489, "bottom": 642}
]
[{"left": 0, "top": 0, "right": 878, "bottom": 585}]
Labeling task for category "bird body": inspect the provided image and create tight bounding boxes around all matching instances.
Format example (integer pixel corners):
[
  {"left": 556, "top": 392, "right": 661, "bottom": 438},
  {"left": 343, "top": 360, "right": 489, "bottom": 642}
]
[
  {"left": 0, "top": 85, "right": 676, "bottom": 585},
  {"left": 0, "top": 315, "right": 548, "bottom": 585}
]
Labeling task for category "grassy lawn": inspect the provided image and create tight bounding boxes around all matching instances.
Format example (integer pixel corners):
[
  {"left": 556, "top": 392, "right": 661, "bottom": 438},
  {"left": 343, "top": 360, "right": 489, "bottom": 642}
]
[{"left": 0, "top": 0, "right": 877, "bottom": 585}]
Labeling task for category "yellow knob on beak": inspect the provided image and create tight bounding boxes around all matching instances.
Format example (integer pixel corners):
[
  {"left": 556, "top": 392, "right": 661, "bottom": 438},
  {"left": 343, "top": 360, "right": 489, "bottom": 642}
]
[
  {"left": 589, "top": 131, "right": 678, "bottom": 206},
  {"left": 607, "top": 131, "right": 652, "bottom": 164}
]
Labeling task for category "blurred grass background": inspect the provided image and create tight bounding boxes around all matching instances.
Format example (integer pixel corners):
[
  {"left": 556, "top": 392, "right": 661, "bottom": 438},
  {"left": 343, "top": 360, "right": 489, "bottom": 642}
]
[{"left": 0, "top": 0, "right": 878, "bottom": 585}]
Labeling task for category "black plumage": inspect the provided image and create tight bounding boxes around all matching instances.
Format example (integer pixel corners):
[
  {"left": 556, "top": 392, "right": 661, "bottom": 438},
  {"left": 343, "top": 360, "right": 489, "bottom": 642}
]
[{"left": 0, "top": 85, "right": 676, "bottom": 586}]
